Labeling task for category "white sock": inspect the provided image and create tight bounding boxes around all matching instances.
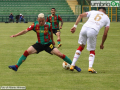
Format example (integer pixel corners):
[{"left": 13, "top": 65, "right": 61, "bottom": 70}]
[
  {"left": 89, "top": 54, "right": 95, "bottom": 68},
  {"left": 71, "top": 50, "right": 81, "bottom": 66}
]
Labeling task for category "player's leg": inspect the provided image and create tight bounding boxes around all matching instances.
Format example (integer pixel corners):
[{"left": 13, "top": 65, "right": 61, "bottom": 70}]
[
  {"left": 70, "top": 44, "right": 85, "bottom": 70},
  {"left": 87, "top": 28, "right": 98, "bottom": 73},
  {"left": 56, "top": 30, "right": 62, "bottom": 48},
  {"left": 16, "top": 46, "right": 37, "bottom": 67},
  {"left": 56, "top": 31, "right": 60, "bottom": 44},
  {"left": 44, "top": 42, "right": 70, "bottom": 64},
  {"left": 50, "top": 47, "right": 81, "bottom": 72},
  {"left": 70, "top": 26, "right": 87, "bottom": 71},
  {"left": 51, "top": 48, "right": 72, "bottom": 64},
  {"left": 9, "top": 46, "right": 37, "bottom": 71},
  {"left": 44, "top": 42, "right": 80, "bottom": 72}
]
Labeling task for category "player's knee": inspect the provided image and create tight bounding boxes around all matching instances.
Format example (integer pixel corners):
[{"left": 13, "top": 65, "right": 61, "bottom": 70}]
[
  {"left": 90, "top": 51, "right": 95, "bottom": 56},
  {"left": 59, "top": 53, "right": 63, "bottom": 57},
  {"left": 26, "top": 50, "right": 31, "bottom": 55},
  {"left": 27, "top": 46, "right": 37, "bottom": 54},
  {"left": 23, "top": 50, "right": 29, "bottom": 57},
  {"left": 56, "top": 32, "right": 60, "bottom": 36},
  {"left": 76, "top": 52, "right": 80, "bottom": 55},
  {"left": 80, "top": 44, "right": 85, "bottom": 48},
  {"left": 89, "top": 54, "right": 94, "bottom": 57},
  {"left": 57, "top": 52, "right": 63, "bottom": 57}
]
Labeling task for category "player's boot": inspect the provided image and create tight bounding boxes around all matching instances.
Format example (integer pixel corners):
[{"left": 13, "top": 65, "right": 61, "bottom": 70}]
[
  {"left": 8, "top": 65, "right": 18, "bottom": 71},
  {"left": 88, "top": 67, "right": 97, "bottom": 73},
  {"left": 70, "top": 65, "right": 81, "bottom": 72},
  {"left": 74, "top": 66, "right": 81, "bottom": 72},
  {"left": 70, "top": 65, "right": 74, "bottom": 71},
  {"left": 57, "top": 44, "right": 62, "bottom": 48}
]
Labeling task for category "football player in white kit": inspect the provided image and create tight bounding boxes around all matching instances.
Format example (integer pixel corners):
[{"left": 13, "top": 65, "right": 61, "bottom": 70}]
[{"left": 70, "top": 7, "right": 110, "bottom": 73}]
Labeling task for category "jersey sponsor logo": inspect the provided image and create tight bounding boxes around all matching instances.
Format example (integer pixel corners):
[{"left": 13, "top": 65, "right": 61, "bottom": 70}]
[
  {"left": 50, "top": 20, "right": 57, "bottom": 22},
  {"left": 49, "top": 16, "right": 57, "bottom": 22},
  {"left": 36, "top": 30, "right": 40, "bottom": 33},
  {"left": 36, "top": 30, "right": 48, "bottom": 33},
  {"left": 42, "top": 30, "right": 48, "bottom": 33}
]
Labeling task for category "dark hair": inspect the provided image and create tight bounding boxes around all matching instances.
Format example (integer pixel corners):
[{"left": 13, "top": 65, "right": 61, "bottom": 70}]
[
  {"left": 98, "top": 7, "right": 106, "bottom": 12},
  {"left": 51, "top": 8, "right": 56, "bottom": 10}
]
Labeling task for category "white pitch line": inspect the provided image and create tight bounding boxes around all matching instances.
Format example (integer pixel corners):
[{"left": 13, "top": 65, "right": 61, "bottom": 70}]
[{"left": 79, "top": 23, "right": 83, "bottom": 24}]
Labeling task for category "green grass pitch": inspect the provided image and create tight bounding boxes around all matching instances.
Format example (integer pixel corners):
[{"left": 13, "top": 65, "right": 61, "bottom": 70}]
[{"left": 0, "top": 22, "right": 120, "bottom": 90}]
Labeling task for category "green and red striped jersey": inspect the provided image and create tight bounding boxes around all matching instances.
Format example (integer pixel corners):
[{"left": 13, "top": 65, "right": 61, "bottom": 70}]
[
  {"left": 27, "top": 21, "right": 52, "bottom": 44},
  {"left": 46, "top": 14, "right": 62, "bottom": 29}
]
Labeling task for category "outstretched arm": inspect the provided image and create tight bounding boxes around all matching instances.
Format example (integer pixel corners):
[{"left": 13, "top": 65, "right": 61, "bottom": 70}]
[
  {"left": 10, "top": 23, "right": 34, "bottom": 38},
  {"left": 10, "top": 29, "right": 29, "bottom": 37},
  {"left": 71, "top": 12, "right": 87, "bottom": 33},
  {"left": 100, "top": 27, "right": 109, "bottom": 49}
]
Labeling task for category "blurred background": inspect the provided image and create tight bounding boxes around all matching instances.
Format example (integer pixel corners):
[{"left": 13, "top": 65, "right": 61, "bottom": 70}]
[{"left": 0, "top": 0, "right": 119, "bottom": 22}]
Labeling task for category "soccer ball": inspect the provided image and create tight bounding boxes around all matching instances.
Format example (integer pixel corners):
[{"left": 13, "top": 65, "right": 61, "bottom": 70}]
[{"left": 62, "top": 61, "right": 70, "bottom": 70}]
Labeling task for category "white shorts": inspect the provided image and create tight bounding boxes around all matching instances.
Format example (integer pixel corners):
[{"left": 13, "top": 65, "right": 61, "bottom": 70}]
[{"left": 78, "top": 26, "right": 98, "bottom": 51}]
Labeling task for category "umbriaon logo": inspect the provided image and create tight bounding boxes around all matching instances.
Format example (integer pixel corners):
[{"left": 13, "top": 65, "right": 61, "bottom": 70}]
[
  {"left": 91, "top": 1, "right": 119, "bottom": 7},
  {"left": 111, "top": 1, "right": 119, "bottom": 7}
]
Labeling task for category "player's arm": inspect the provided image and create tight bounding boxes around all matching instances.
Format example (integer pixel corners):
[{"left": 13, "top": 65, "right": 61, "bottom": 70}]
[
  {"left": 10, "top": 23, "right": 34, "bottom": 38},
  {"left": 10, "top": 29, "right": 29, "bottom": 37},
  {"left": 71, "top": 12, "right": 87, "bottom": 33},
  {"left": 100, "top": 26, "right": 109, "bottom": 49},
  {"left": 59, "top": 20, "right": 63, "bottom": 29},
  {"left": 100, "top": 17, "right": 110, "bottom": 49},
  {"left": 58, "top": 15, "right": 63, "bottom": 29}
]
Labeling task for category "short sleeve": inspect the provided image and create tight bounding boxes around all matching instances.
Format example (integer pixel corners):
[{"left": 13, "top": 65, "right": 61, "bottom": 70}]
[
  {"left": 58, "top": 15, "right": 62, "bottom": 21},
  {"left": 86, "top": 11, "right": 92, "bottom": 18},
  {"left": 27, "top": 23, "right": 35, "bottom": 31}
]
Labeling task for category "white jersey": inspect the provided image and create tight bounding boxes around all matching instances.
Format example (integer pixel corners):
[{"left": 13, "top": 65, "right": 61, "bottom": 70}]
[{"left": 83, "top": 10, "right": 110, "bottom": 32}]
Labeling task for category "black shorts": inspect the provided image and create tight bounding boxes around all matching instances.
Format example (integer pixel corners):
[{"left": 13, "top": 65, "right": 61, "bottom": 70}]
[
  {"left": 32, "top": 42, "right": 55, "bottom": 54},
  {"left": 52, "top": 29, "right": 60, "bottom": 35}
]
